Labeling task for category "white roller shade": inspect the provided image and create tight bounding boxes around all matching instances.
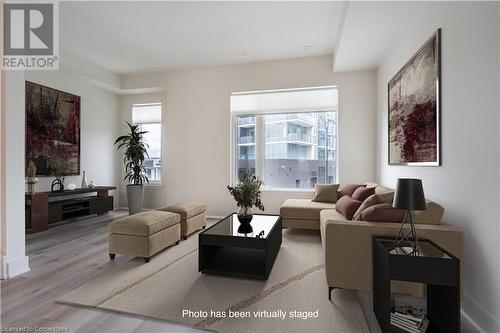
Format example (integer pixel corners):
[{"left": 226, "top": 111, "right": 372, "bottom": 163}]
[
  {"left": 230, "top": 87, "right": 338, "bottom": 115},
  {"left": 132, "top": 103, "right": 162, "bottom": 123}
]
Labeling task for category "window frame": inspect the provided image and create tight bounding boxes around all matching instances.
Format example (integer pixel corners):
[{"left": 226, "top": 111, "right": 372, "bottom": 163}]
[
  {"left": 132, "top": 102, "right": 163, "bottom": 187},
  {"left": 230, "top": 87, "right": 339, "bottom": 191}
]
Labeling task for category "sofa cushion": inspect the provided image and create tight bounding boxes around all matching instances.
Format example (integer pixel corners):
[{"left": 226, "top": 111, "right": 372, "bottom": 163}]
[
  {"left": 158, "top": 202, "right": 206, "bottom": 220},
  {"left": 355, "top": 203, "right": 406, "bottom": 222},
  {"left": 375, "top": 185, "right": 394, "bottom": 195},
  {"left": 364, "top": 182, "right": 394, "bottom": 195},
  {"left": 374, "top": 191, "right": 395, "bottom": 203},
  {"left": 412, "top": 200, "right": 444, "bottom": 225},
  {"left": 338, "top": 184, "right": 366, "bottom": 198},
  {"left": 365, "top": 182, "right": 379, "bottom": 188},
  {"left": 280, "top": 199, "right": 336, "bottom": 220},
  {"left": 352, "top": 191, "right": 395, "bottom": 221},
  {"left": 352, "top": 186, "right": 376, "bottom": 202},
  {"left": 335, "top": 196, "right": 362, "bottom": 220},
  {"left": 109, "top": 211, "right": 180, "bottom": 236},
  {"left": 312, "top": 184, "right": 340, "bottom": 203},
  {"left": 320, "top": 209, "right": 348, "bottom": 223}
]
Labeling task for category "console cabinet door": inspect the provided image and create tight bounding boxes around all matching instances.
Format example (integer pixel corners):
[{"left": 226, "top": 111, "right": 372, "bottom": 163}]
[
  {"left": 89, "top": 197, "right": 113, "bottom": 214},
  {"left": 48, "top": 204, "right": 63, "bottom": 224}
]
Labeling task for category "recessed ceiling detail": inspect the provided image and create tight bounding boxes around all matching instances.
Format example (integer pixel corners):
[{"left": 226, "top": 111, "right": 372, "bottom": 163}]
[{"left": 60, "top": 2, "right": 342, "bottom": 74}]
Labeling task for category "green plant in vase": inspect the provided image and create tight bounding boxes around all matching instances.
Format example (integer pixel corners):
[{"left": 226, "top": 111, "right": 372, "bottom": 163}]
[
  {"left": 227, "top": 169, "right": 265, "bottom": 226},
  {"left": 115, "top": 122, "right": 149, "bottom": 215}
]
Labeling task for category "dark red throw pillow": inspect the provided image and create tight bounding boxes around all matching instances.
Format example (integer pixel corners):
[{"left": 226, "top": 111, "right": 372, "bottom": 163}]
[
  {"left": 355, "top": 203, "right": 406, "bottom": 222},
  {"left": 351, "top": 186, "right": 376, "bottom": 202},
  {"left": 335, "top": 196, "right": 362, "bottom": 220},
  {"left": 337, "top": 184, "right": 366, "bottom": 198}
]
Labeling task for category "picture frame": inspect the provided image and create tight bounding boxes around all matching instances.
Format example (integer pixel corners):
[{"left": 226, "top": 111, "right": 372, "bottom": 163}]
[
  {"left": 388, "top": 29, "right": 441, "bottom": 166},
  {"left": 26, "top": 81, "right": 81, "bottom": 176}
]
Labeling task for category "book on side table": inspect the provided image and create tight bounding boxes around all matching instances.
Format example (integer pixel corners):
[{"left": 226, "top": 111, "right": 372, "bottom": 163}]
[{"left": 390, "top": 303, "right": 429, "bottom": 333}]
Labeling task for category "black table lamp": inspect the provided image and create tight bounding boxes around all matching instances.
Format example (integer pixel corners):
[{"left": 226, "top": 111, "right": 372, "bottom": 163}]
[{"left": 393, "top": 178, "right": 426, "bottom": 255}]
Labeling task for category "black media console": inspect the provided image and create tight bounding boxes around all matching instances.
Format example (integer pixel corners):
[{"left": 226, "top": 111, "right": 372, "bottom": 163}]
[{"left": 25, "top": 186, "right": 116, "bottom": 233}]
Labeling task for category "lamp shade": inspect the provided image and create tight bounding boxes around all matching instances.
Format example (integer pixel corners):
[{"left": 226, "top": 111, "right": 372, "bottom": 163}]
[{"left": 392, "top": 178, "right": 426, "bottom": 210}]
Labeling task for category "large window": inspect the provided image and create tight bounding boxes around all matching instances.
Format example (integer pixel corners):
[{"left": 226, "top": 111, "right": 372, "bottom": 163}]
[
  {"left": 132, "top": 103, "right": 162, "bottom": 184},
  {"left": 231, "top": 87, "right": 338, "bottom": 189}
]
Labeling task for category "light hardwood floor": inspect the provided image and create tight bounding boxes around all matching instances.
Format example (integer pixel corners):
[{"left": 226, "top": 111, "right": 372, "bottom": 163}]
[
  {"left": 1, "top": 210, "right": 478, "bottom": 333},
  {"left": 1, "top": 210, "right": 208, "bottom": 333}
]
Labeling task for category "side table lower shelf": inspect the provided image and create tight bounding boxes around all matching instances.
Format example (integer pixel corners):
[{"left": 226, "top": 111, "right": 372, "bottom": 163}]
[{"left": 372, "top": 236, "right": 460, "bottom": 333}]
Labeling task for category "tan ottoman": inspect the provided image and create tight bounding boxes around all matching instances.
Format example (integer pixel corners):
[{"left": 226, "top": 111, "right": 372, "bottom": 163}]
[
  {"left": 159, "top": 202, "right": 206, "bottom": 240},
  {"left": 108, "top": 211, "right": 181, "bottom": 263}
]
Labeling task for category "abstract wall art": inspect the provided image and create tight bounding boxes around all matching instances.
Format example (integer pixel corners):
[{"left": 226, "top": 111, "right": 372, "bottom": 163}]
[
  {"left": 26, "top": 81, "right": 81, "bottom": 176},
  {"left": 388, "top": 29, "right": 441, "bottom": 166}
]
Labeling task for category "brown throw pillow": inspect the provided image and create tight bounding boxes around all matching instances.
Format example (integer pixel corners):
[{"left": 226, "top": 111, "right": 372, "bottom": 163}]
[
  {"left": 311, "top": 184, "right": 340, "bottom": 203},
  {"left": 352, "top": 186, "right": 376, "bottom": 202},
  {"left": 335, "top": 196, "right": 362, "bottom": 220},
  {"left": 337, "top": 184, "right": 366, "bottom": 198},
  {"left": 355, "top": 203, "right": 406, "bottom": 222}
]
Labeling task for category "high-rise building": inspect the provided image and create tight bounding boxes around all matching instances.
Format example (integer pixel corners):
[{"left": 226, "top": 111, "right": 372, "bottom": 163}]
[{"left": 236, "top": 112, "right": 336, "bottom": 188}]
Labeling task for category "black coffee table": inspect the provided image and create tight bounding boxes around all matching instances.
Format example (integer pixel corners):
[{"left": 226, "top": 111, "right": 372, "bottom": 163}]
[{"left": 198, "top": 213, "right": 282, "bottom": 280}]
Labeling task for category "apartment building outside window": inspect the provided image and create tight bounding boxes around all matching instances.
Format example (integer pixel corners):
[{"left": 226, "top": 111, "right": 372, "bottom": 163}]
[
  {"left": 231, "top": 87, "right": 338, "bottom": 189},
  {"left": 132, "top": 103, "right": 162, "bottom": 184}
]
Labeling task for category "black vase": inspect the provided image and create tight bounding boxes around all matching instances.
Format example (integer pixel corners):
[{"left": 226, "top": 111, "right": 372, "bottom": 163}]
[
  {"left": 237, "top": 206, "right": 253, "bottom": 223},
  {"left": 237, "top": 206, "right": 253, "bottom": 234}
]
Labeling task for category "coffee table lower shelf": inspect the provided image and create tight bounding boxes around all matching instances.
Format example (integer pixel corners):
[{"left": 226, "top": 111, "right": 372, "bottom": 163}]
[{"left": 200, "top": 246, "right": 268, "bottom": 279}]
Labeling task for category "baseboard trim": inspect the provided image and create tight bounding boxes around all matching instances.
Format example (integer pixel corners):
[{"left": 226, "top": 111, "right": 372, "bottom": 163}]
[
  {"left": 462, "top": 293, "right": 500, "bottom": 333},
  {"left": 1, "top": 255, "right": 30, "bottom": 279},
  {"left": 0, "top": 255, "right": 5, "bottom": 279}
]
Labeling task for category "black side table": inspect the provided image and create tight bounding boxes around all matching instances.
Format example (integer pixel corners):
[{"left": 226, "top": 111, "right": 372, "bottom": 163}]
[{"left": 373, "top": 236, "right": 460, "bottom": 333}]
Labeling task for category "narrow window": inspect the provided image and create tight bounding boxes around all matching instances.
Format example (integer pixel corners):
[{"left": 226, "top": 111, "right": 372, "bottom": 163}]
[{"left": 132, "top": 103, "right": 162, "bottom": 184}]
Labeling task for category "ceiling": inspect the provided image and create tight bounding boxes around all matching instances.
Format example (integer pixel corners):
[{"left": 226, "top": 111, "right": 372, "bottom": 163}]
[
  {"left": 332, "top": 2, "right": 411, "bottom": 72},
  {"left": 60, "top": 1, "right": 343, "bottom": 74}
]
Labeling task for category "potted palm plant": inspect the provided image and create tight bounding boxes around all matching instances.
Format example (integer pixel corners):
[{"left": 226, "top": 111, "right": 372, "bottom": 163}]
[
  {"left": 227, "top": 169, "right": 265, "bottom": 232},
  {"left": 115, "top": 122, "right": 149, "bottom": 215}
]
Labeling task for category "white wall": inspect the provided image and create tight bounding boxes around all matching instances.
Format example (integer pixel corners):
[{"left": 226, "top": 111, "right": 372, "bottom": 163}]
[
  {"left": 376, "top": 3, "right": 500, "bottom": 331},
  {"left": 118, "top": 93, "right": 167, "bottom": 209},
  {"left": 25, "top": 70, "right": 121, "bottom": 207},
  {"left": 122, "top": 56, "right": 377, "bottom": 215}
]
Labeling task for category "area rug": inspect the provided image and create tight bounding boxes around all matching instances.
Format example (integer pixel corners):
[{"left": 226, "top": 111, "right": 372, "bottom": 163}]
[{"left": 57, "top": 227, "right": 369, "bottom": 333}]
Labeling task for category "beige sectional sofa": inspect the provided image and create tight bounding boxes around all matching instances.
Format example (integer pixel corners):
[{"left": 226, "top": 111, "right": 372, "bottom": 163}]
[{"left": 280, "top": 183, "right": 463, "bottom": 300}]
